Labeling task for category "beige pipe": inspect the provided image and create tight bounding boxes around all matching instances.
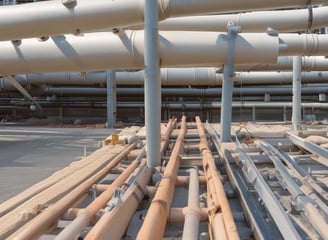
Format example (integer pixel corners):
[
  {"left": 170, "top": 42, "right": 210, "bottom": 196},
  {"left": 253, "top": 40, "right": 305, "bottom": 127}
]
[
  {"left": 54, "top": 156, "right": 144, "bottom": 240},
  {"left": 0, "top": 30, "right": 279, "bottom": 74},
  {"left": 129, "top": 6, "right": 328, "bottom": 33},
  {"left": 84, "top": 162, "right": 152, "bottom": 240},
  {"left": 0, "top": 0, "right": 323, "bottom": 41},
  {"left": 175, "top": 175, "right": 206, "bottom": 187},
  {"left": 195, "top": 116, "right": 240, "bottom": 240},
  {"left": 136, "top": 116, "right": 187, "bottom": 239},
  {"left": 8, "top": 142, "right": 136, "bottom": 240}
]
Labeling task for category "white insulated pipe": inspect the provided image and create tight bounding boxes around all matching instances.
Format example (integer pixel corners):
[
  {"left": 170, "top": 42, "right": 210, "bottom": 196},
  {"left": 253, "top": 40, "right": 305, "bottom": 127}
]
[
  {"left": 0, "top": 31, "right": 279, "bottom": 74},
  {"left": 140, "top": 6, "right": 328, "bottom": 33},
  {"left": 0, "top": 0, "right": 324, "bottom": 41},
  {"left": 2, "top": 69, "right": 328, "bottom": 92}
]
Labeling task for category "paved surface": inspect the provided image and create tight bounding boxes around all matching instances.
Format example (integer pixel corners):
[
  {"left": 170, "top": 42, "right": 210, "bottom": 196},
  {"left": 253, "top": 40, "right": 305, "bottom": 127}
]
[{"left": 0, "top": 126, "right": 114, "bottom": 203}]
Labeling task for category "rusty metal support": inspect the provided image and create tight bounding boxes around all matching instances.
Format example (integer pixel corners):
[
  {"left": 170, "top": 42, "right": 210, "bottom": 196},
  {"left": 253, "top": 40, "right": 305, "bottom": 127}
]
[
  {"left": 8, "top": 142, "right": 137, "bottom": 240},
  {"left": 195, "top": 116, "right": 240, "bottom": 240},
  {"left": 136, "top": 116, "right": 187, "bottom": 239}
]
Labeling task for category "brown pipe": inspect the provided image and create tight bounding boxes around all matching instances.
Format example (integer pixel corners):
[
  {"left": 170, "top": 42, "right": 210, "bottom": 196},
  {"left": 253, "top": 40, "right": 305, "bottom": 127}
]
[
  {"left": 195, "top": 116, "right": 240, "bottom": 240},
  {"left": 8, "top": 142, "right": 137, "bottom": 240},
  {"left": 136, "top": 116, "right": 187, "bottom": 240}
]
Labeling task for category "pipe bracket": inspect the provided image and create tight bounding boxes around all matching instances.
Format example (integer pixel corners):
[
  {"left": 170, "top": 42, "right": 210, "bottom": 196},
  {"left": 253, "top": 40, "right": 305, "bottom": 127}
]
[{"left": 62, "top": 0, "right": 76, "bottom": 8}]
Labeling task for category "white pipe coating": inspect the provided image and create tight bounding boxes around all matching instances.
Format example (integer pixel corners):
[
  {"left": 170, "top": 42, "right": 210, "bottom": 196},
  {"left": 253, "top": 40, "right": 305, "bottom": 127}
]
[
  {"left": 131, "top": 6, "right": 328, "bottom": 33},
  {"left": 0, "top": 31, "right": 279, "bottom": 74},
  {"left": 0, "top": 0, "right": 324, "bottom": 41}
]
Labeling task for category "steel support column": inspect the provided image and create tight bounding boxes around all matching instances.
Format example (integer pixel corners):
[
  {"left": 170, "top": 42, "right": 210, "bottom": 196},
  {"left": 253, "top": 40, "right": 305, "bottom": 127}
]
[
  {"left": 292, "top": 56, "right": 302, "bottom": 130},
  {"left": 144, "top": 0, "right": 161, "bottom": 167},
  {"left": 106, "top": 70, "right": 116, "bottom": 128},
  {"left": 220, "top": 23, "right": 240, "bottom": 142}
]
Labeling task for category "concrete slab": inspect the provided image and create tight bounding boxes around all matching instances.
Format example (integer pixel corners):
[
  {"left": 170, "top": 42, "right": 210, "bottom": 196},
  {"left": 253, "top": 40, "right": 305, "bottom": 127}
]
[{"left": 0, "top": 127, "right": 114, "bottom": 203}]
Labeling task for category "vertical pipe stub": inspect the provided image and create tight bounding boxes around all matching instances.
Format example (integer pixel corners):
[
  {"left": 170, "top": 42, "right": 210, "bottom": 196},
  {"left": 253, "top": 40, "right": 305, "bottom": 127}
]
[{"left": 220, "top": 22, "right": 240, "bottom": 142}]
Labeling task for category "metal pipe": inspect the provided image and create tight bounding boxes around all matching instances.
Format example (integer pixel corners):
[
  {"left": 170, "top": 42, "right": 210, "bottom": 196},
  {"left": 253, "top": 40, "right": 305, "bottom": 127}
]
[
  {"left": 8, "top": 143, "right": 137, "bottom": 240},
  {"left": 292, "top": 56, "right": 302, "bottom": 130},
  {"left": 144, "top": 0, "right": 160, "bottom": 167},
  {"left": 195, "top": 116, "right": 239, "bottom": 240},
  {"left": 0, "top": 0, "right": 324, "bottom": 41},
  {"left": 54, "top": 150, "right": 145, "bottom": 240},
  {"left": 106, "top": 70, "right": 116, "bottom": 128},
  {"left": 221, "top": 23, "right": 240, "bottom": 142},
  {"left": 136, "top": 116, "right": 186, "bottom": 239},
  {"left": 182, "top": 167, "right": 200, "bottom": 240}
]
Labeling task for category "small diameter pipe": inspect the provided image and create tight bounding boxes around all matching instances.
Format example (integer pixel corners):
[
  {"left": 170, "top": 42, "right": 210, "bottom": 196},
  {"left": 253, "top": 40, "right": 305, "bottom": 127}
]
[
  {"left": 54, "top": 149, "right": 146, "bottom": 240},
  {"left": 8, "top": 142, "right": 137, "bottom": 240},
  {"left": 182, "top": 167, "right": 200, "bottom": 240},
  {"left": 136, "top": 116, "right": 187, "bottom": 239},
  {"left": 292, "top": 56, "right": 302, "bottom": 130},
  {"left": 195, "top": 116, "right": 240, "bottom": 240}
]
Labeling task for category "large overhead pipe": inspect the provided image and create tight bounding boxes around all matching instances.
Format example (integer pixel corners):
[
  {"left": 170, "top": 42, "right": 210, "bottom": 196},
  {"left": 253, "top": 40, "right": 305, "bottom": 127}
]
[
  {"left": 133, "top": 6, "right": 328, "bottom": 33},
  {"left": 0, "top": 0, "right": 324, "bottom": 41},
  {"left": 0, "top": 31, "right": 328, "bottom": 75},
  {"left": 0, "top": 31, "right": 280, "bottom": 74}
]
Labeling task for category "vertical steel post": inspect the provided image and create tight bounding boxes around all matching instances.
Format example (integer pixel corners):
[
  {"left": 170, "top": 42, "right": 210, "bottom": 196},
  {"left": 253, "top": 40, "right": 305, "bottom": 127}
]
[
  {"left": 144, "top": 0, "right": 161, "bottom": 167},
  {"left": 220, "top": 22, "right": 240, "bottom": 142},
  {"left": 292, "top": 56, "right": 302, "bottom": 130},
  {"left": 106, "top": 70, "right": 116, "bottom": 128}
]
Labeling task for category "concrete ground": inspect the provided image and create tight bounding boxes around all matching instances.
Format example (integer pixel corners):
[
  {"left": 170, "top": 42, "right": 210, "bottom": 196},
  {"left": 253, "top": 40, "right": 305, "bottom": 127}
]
[{"left": 0, "top": 126, "right": 114, "bottom": 203}]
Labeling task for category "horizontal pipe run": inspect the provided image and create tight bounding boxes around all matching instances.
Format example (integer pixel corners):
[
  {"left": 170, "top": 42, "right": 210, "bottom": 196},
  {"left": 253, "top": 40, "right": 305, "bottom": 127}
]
[
  {"left": 0, "top": 30, "right": 280, "bottom": 74},
  {"left": 4, "top": 69, "right": 328, "bottom": 92},
  {"left": 0, "top": 0, "right": 324, "bottom": 41},
  {"left": 37, "top": 85, "right": 328, "bottom": 97},
  {"left": 8, "top": 143, "right": 137, "bottom": 240},
  {"left": 175, "top": 176, "right": 206, "bottom": 187},
  {"left": 54, "top": 155, "right": 145, "bottom": 240},
  {"left": 133, "top": 6, "right": 328, "bottom": 33}
]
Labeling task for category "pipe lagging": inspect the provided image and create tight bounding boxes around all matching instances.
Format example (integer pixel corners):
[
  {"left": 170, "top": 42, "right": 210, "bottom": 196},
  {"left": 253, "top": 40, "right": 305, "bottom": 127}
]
[{"left": 0, "top": 0, "right": 324, "bottom": 41}]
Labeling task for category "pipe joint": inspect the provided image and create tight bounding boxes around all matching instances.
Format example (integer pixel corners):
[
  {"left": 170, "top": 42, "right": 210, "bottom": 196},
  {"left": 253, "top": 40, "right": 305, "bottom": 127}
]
[{"left": 183, "top": 206, "right": 201, "bottom": 220}]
